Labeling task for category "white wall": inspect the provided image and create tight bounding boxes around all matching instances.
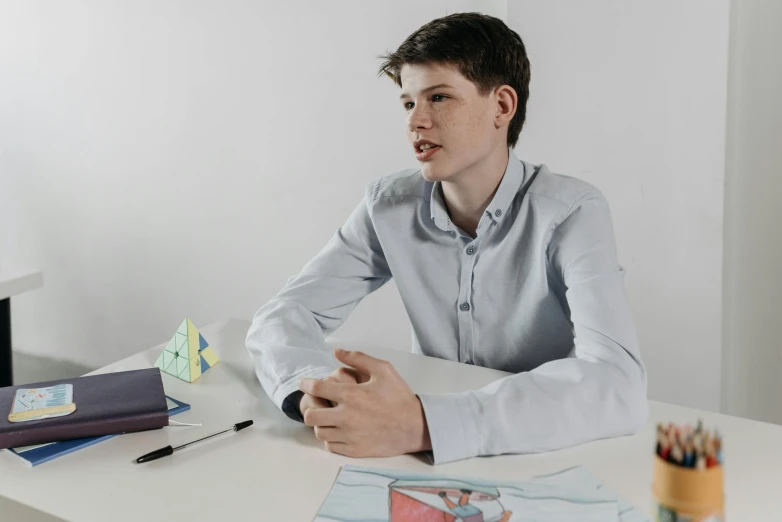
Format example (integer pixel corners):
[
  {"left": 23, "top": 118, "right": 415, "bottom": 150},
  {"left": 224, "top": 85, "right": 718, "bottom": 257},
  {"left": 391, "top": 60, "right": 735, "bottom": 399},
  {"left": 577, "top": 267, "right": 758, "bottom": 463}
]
[
  {"left": 0, "top": 0, "right": 504, "bottom": 368},
  {"left": 508, "top": 1, "right": 730, "bottom": 411},
  {"left": 722, "top": 0, "right": 782, "bottom": 424},
  {"left": 2, "top": 1, "right": 744, "bottom": 417}
]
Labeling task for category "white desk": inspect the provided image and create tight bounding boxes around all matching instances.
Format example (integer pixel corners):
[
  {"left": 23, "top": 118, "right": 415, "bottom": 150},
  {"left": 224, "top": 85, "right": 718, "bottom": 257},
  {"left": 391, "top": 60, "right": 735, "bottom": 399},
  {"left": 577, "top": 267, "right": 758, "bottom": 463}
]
[
  {"left": 0, "top": 319, "right": 778, "bottom": 521},
  {"left": 0, "top": 265, "right": 43, "bottom": 387}
]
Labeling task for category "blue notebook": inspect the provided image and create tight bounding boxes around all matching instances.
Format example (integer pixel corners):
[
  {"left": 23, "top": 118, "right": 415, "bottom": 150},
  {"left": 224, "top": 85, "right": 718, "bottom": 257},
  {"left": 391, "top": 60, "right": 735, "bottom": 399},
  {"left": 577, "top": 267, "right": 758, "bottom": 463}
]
[{"left": 3, "top": 395, "right": 190, "bottom": 467}]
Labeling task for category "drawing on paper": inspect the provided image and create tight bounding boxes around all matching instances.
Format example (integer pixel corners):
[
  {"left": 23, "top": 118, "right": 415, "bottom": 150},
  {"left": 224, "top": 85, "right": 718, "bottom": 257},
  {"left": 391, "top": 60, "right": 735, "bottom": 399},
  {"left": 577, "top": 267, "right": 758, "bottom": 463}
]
[
  {"left": 388, "top": 479, "right": 512, "bottom": 522},
  {"left": 313, "top": 465, "right": 650, "bottom": 522}
]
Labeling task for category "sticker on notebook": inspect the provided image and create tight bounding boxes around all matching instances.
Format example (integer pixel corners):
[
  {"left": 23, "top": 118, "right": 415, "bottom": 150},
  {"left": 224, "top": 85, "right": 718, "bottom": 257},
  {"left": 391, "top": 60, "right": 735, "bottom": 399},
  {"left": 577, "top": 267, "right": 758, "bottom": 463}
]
[{"left": 8, "top": 384, "right": 77, "bottom": 423}]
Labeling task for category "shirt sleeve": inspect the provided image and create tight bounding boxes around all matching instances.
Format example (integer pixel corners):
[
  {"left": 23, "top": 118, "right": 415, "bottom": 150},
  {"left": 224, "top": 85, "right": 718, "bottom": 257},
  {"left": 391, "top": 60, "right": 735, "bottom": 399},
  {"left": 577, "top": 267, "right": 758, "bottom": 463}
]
[
  {"left": 245, "top": 191, "right": 392, "bottom": 411},
  {"left": 417, "top": 193, "right": 649, "bottom": 464},
  {"left": 281, "top": 390, "right": 305, "bottom": 422}
]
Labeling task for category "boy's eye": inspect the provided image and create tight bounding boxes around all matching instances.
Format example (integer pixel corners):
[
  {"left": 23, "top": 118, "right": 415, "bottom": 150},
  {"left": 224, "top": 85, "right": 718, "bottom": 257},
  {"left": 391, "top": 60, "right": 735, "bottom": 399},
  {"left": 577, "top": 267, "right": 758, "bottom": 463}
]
[{"left": 403, "top": 94, "right": 447, "bottom": 111}]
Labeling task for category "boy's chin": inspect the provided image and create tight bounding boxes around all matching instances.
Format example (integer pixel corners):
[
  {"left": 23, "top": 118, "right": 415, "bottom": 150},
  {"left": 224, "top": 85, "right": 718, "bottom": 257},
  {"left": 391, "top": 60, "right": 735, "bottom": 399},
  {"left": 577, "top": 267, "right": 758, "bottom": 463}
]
[{"left": 420, "top": 164, "right": 453, "bottom": 183}]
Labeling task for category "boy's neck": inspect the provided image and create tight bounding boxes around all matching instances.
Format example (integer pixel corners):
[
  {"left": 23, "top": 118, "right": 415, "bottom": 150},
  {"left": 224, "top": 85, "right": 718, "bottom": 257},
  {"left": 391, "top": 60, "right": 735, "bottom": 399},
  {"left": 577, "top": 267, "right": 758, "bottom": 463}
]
[{"left": 441, "top": 145, "right": 510, "bottom": 237}]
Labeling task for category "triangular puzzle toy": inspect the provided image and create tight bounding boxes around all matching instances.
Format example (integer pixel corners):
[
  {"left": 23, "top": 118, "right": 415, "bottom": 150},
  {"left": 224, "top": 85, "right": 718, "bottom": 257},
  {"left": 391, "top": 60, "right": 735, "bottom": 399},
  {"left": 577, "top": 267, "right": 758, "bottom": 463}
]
[{"left": 154, "top": 318, "right": 219, "bottom": 382}]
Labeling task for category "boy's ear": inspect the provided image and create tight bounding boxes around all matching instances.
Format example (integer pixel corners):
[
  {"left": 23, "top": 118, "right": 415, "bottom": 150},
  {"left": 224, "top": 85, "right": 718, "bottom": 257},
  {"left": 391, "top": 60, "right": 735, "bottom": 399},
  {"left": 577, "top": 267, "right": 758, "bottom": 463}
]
[{"left": 493, "top": 85, "right": 518, "bottom": 129}]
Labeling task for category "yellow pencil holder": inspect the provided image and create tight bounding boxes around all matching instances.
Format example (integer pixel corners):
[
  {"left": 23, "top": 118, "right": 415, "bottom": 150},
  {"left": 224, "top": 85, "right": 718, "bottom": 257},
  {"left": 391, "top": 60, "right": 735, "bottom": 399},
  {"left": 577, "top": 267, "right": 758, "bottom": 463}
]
[{"left": 651, "top": 455, "right": 724, "bottom": 521}]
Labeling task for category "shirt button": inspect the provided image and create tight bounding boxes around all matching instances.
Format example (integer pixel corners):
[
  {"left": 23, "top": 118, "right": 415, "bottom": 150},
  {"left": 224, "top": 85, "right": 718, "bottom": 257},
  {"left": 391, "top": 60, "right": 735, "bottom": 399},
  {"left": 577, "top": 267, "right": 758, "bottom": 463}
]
[
  {"left": 459, "top": 302, "right": 470, "bottom": 311},
  {"left": 495, "top": 209, "right": 502, "bottom": 217},
  {"left": 466, "top": 246, "right": 475, "bottom": 255}
]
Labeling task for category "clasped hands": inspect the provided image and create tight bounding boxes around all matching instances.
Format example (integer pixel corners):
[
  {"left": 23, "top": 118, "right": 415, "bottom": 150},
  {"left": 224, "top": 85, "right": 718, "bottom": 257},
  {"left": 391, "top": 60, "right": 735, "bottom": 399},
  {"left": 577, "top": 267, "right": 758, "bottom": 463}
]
[{"left": 298, "top": 348, "right": 431, "bottom": 458}]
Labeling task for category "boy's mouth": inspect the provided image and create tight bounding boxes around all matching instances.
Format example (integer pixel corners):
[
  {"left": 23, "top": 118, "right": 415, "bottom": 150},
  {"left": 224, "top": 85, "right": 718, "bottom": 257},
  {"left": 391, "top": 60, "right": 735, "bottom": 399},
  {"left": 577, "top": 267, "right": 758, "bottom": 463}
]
[
  {"left": 415, "top": 145, "right": 441, "bottom": 161},
  {"left": 413, "top": 139, "right": 441, "bottom": 161}
]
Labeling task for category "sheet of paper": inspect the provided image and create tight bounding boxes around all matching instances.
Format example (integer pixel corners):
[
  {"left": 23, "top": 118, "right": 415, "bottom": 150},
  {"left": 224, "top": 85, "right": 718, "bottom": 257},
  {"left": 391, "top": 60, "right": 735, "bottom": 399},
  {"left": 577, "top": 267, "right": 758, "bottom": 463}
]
[
  {"left": 313, "top": 465, "right": 643, "bottom": 522},
  {"left": 531, "top": 467, "right": 651, "bottom": 522}
]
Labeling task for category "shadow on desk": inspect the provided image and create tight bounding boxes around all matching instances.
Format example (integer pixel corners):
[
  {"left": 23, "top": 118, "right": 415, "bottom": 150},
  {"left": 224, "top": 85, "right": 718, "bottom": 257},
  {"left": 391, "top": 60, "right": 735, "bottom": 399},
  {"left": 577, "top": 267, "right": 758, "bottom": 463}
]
[{"left": 0, "top": 495, "right": 67, "bottom": 522}]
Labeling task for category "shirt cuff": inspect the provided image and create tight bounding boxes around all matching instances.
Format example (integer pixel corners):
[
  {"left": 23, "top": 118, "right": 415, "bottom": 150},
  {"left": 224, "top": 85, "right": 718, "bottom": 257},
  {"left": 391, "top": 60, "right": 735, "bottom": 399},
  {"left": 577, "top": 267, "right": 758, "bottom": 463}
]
[
  {"left": 282, "top": 391, "right": 305, "bottom": 422},
  {"left": 417, "top": 391, "right": 482, "bottom": 465}
]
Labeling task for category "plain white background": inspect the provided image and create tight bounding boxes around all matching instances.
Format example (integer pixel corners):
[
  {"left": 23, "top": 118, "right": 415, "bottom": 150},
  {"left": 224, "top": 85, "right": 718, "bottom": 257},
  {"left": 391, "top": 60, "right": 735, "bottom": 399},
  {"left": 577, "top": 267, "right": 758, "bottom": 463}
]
[
  {"left": 2, "top": 1, "right": 776, "bottom": 423},
  {"left": 509, "top": 1, "right": 729, "bottom": 412},
  {"left": 722, "top": 0, "right": 782, "bottom": 425}
]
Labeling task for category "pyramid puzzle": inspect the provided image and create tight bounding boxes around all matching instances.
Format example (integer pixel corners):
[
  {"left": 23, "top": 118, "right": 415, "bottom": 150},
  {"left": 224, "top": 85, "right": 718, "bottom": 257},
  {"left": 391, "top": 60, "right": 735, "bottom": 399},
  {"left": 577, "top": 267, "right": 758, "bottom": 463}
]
[{"left": 154, "top": 319, "right": 219, "bottom": 383}]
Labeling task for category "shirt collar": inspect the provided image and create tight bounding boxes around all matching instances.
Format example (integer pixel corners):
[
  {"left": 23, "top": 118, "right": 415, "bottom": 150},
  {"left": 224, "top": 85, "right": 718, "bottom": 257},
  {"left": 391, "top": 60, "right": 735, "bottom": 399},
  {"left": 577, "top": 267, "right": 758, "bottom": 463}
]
[
  {"left": 428, "top": 149, "right": 527, "bottom": 233},
  {"left": 429, "top": 181, "right": 452, "bottom": 232}
]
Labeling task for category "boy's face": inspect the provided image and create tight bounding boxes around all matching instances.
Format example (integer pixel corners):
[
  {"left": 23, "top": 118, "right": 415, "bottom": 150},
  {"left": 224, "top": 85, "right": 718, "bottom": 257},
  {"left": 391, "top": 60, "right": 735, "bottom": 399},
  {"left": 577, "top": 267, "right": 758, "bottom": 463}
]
[{"left": 399, "top": 62, "right": 504, "bottom": 183}]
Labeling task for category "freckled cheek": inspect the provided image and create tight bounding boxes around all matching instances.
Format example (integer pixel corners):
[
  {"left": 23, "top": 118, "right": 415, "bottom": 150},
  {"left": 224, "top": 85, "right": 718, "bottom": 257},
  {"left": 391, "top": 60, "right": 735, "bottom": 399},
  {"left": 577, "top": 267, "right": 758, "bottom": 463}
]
[
  {"left": 435, "top": 110, "right": 463, "bottom": 144},
  {"left": 466, "top": 110, "right": 493, "bottom": 146},
  {"left": 438, "top": 110, "right": 483, "bottom": 148}
]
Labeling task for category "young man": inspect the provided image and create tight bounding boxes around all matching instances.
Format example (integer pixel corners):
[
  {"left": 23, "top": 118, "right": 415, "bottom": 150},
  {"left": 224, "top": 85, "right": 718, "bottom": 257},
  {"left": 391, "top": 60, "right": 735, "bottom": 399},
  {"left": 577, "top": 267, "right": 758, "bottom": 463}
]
[{"left": 246, "top": 13, "right": 648, "bottom": 465}]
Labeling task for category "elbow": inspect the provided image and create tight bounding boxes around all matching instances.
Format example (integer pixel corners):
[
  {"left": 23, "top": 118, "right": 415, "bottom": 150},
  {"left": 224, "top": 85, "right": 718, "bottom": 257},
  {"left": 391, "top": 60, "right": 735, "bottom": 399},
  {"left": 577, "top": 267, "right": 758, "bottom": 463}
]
[
  {"left": 598, "top": 355, "right": 649, "bottom": 437},
  {"left": 625, "top": 389, "right": 649, "bottom": 434},
  {"left": 613, "top": 346, "right": 649, "bottom": 435},
  {"left": 618, "top": 368, "right": 649, "bottom": 435}
]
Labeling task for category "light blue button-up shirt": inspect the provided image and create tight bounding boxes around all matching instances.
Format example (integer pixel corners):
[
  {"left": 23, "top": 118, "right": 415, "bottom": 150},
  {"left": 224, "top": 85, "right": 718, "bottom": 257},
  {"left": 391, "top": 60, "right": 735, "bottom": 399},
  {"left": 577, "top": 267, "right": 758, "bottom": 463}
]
[{"left": 246, "top": 151, "right": 648, "bottom": 464}]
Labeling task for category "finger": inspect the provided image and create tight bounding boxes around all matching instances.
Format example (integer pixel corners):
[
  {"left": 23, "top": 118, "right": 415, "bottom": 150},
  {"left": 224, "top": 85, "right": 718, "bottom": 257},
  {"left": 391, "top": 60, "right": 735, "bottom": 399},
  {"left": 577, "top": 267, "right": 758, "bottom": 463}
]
[
  {"left": 321, "top": 374, "right": 348, "bottom": 406},
  {"left": 333, "top": 349, "right": 392, "bottom": 377},
  {"left": 303, "top": 404, "right": 341, "bottom": 428},
  {"left": 314, "top": 426, "right": 344, "bottom": 443},
  {"left": 324, "top": 441, "right": 355, "bottom": 457},
  {"left": 299, "top": 378, "right": 345, "bottom": 403},
  {"left": 330, "top": 367, "right": 363, "bottom": 384},
  {"left": 342, "top": 367, "right": 371, "bottom": 384},
  {"left": 324, "top": 373, "right": 352, "bottom": 406},
  {"left": 299, "top": 393, "right": 330, "bottom": 416}
]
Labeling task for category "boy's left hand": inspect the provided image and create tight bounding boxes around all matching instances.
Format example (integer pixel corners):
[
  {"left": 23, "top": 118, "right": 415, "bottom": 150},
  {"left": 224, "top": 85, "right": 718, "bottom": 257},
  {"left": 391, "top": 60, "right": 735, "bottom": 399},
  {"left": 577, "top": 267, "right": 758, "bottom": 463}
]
[{"left": 298, "top": 349, "right": 432, "bottom": 458}]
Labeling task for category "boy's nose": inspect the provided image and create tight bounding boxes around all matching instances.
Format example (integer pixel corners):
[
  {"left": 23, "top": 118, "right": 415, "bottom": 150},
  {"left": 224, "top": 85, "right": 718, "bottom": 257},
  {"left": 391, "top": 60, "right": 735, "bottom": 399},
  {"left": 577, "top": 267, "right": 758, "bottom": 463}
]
[{"left": 407, "top": 107, "right": 433, "bottom": 131}]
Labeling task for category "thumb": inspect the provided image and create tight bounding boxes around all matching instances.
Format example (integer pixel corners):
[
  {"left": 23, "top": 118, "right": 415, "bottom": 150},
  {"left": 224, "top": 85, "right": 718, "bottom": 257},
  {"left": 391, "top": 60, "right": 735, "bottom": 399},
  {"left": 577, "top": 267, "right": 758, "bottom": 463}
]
[{"left": 334, "top": 349, "right": 388, "bottom": 377}]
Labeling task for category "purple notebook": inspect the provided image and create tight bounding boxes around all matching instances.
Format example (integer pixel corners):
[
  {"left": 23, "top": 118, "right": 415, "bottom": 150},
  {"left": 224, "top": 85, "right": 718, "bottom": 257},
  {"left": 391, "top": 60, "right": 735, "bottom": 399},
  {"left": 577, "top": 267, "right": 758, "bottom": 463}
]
[{"left": 0, "top": 368, "right": 169, "bottom": 450}]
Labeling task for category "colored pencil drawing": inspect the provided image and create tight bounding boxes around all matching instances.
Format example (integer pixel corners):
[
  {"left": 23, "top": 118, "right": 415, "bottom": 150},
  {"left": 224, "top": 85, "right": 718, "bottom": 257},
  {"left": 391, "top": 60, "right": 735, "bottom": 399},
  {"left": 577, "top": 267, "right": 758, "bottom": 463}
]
[
  {"left": 314, "top": 465, "right": 649, "bottom": 522},
  {"left": 389, "top": 479, "right": 512, "bottom": 522}
]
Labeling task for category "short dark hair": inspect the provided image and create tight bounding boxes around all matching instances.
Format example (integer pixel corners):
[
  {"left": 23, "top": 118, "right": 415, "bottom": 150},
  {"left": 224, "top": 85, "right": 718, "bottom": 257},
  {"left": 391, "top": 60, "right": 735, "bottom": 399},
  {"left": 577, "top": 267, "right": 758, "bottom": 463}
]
[{"left": 378, "top": 12, "right": 531, "bottom": 148}]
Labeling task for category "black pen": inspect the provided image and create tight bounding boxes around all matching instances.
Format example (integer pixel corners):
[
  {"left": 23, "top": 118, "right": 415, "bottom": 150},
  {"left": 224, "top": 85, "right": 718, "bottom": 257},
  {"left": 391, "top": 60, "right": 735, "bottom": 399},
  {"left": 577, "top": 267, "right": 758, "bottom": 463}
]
[{"left": 135, "top": 420, "right": 254, "bottom": 463}]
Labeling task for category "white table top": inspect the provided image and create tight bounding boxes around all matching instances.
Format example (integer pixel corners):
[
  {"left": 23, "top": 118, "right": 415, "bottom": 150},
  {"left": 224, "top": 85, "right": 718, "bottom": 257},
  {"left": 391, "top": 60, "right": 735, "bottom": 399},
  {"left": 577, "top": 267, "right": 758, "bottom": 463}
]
[
  {"left": 0, "top": 266, "right": 43, "bottom": 301},
  {"left": 1, "top": 318, "right": 779, "bottom": 521}
]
